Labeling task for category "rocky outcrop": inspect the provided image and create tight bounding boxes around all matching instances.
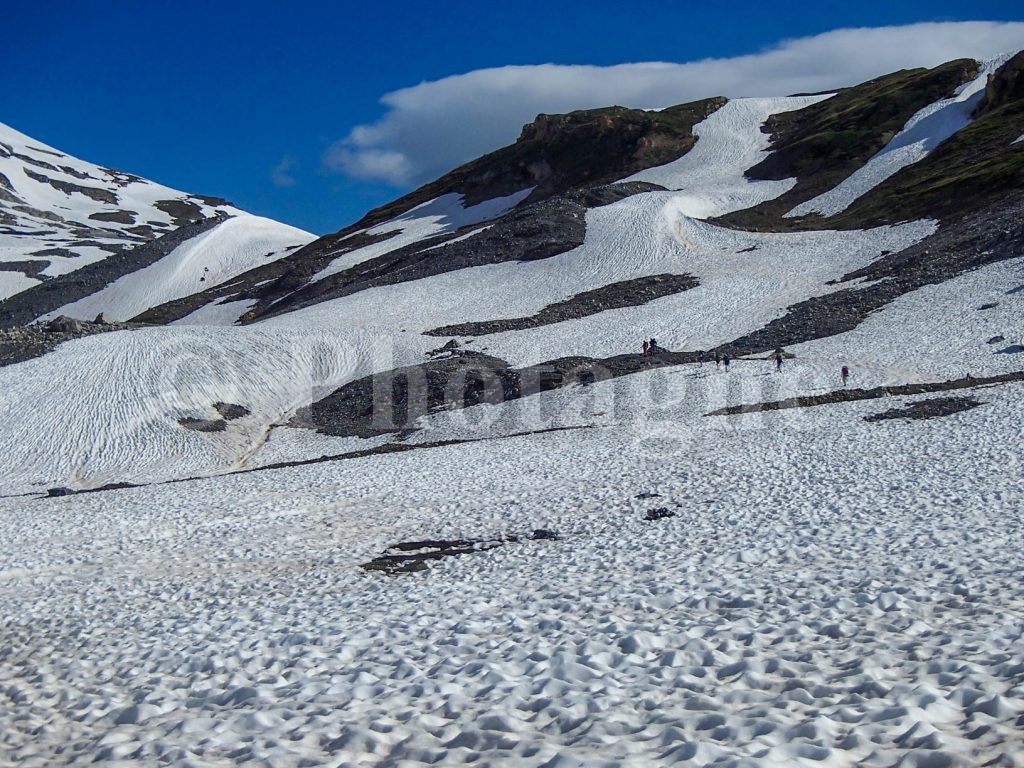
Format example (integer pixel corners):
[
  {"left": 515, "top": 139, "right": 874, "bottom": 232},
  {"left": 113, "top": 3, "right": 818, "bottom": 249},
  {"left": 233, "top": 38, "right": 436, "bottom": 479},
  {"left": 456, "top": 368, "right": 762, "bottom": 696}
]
[
  {"left": 344, "top": 97, "right": 726, "bottom": 229},
  {"left": 0, "top": 317, "right": 145, "bottom": 367},
  {"left": 425, "top": 273, "right": 699, "bottom": 337},
  {"left": 973, "top": 51, "right": 1024, "bottom": 118}
]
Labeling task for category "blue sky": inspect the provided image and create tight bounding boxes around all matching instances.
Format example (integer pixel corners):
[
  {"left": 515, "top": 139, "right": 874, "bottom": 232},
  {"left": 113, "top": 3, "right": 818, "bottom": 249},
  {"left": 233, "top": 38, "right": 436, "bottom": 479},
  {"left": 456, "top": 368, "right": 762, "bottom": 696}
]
[{"left": 2, "top": 1, "right": 1022, "bottom": 234}]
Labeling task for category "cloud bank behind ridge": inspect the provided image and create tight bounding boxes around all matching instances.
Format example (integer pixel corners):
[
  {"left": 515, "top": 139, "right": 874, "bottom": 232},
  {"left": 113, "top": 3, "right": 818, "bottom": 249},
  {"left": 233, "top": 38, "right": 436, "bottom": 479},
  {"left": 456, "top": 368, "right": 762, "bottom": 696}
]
[{"left": 324, "top": 21, "right": 1024, "bottom": 188}]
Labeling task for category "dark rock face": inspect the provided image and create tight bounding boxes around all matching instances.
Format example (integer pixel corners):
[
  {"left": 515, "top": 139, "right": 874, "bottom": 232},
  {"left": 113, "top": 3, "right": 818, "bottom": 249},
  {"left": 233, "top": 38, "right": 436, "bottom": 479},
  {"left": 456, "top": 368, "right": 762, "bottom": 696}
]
[
  {"left": 426, "top": 273, "right": 699, "bottom": 337},
  {"left": 0, "top": 260, "right": 51, "bottom": 279},
  {"left": 213, "top": 402, "right": 250, "bottom": 420},
  {"left": 346, "top": 97, "right": 726, "bottom": 229},
  {"left": 88, "top": 210, "right": 137, "bottom": 225},
  {"left": 864, "top": 397, "right": 983, "bottom": 422},
  {"left": 973, "top": 51, "right": 1024, "bottom": 118},
  {"left": 0, "top": 214, "right": 227, "bottom": 327}
]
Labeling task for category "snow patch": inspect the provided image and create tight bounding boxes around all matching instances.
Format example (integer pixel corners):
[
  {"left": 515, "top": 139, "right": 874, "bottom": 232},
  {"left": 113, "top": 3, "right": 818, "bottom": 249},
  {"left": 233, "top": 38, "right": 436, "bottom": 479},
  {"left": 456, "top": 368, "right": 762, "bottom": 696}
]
[
  {"left": 625, "top": 95, "right": 833, "bottom": 218},
  {"left": 39, "top": 216, "right": 313, "bottom": 322}
]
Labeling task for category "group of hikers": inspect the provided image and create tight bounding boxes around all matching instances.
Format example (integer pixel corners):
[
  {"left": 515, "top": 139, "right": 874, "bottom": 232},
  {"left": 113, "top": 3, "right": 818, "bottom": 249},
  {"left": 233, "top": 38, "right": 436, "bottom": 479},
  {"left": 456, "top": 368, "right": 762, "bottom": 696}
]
[{"left": 640, "top": 339, "right": 851, "bottom": 385}]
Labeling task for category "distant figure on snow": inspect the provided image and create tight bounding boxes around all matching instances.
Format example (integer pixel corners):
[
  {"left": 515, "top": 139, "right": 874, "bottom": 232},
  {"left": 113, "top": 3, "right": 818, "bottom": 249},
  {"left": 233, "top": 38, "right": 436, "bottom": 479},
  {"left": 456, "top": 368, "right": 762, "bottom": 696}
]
[
  {"left": 723, "top": 354, "right": 731, "bottom": 371},
  {"left": 774, "top": 351, "right": 784, "bottom": 372},
  {"left": 642, "top": 340, "right": 650, "bottom": 356},
  {"left": 648, "top": 338, "right": 660, "bottom": 356},
  {"left": 841, "top": 365, "right": 850, "bottom": 386},
  {"left": 715, "top": 351, "right": 722, "bottom": 369},
  {"left": 696, "top": 350, "right": 704, "bottom": 367}
]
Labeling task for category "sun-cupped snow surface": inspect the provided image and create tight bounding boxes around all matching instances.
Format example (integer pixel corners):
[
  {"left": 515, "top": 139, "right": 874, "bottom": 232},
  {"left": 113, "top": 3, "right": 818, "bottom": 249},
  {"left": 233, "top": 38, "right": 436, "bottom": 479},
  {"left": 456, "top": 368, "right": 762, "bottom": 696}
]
[
  {"left": 1, "top": 354, "right": 1023, "bottom": 766},
  {"left": 624, "top": 95, "right": 832, "bottom": 218},
  {"left": 311, "top": 188, "right": 533, "bottom": 283},
  {"left": 269, "top": 189, "right": 935, "bottom": 367},
  {"left": 38, "top": 215, "right": 313, "bottom": 323},
  {"left": 788, "top": 55, "right": 1014, "bottom": 218}
]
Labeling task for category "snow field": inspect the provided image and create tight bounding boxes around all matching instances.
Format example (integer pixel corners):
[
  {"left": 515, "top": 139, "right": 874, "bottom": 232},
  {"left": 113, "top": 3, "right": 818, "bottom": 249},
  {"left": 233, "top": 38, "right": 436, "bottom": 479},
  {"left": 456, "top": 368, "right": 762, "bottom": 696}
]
[
  {"left": 1, "top": 364, "right": 1022, "bottom": 767},
  {"left": 40, "top": 215, "right": 314, "bottom": 322},
  {"left": 0, "top": 325, "right": 409, "bottom": 494}
]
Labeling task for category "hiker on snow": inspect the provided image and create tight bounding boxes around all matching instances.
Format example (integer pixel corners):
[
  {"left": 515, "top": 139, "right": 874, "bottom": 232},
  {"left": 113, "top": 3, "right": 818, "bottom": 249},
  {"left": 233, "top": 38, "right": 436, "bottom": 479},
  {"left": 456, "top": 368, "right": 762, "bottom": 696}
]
[
  {"left": 841, "top": 365, "right": 850, "bottom": 386},
  {"left": 774, "top": 351, "right": 784, "bottom": 372},
  {"left": 723, "top": 354, "right": 731, "bottom": 371},
  {"left": 715, "top": 351, "right": 722, "bottom": 369},
  {"left": 642, "top": 340, "right": 649, "bottom": 356}
]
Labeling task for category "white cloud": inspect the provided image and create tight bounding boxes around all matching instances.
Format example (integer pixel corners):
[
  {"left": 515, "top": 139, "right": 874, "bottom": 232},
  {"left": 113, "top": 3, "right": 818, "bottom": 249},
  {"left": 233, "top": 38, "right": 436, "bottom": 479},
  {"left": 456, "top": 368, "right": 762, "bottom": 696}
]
[
  {"left": 324, "top": 21, "right": 1024, "bottom": 187},
  {"left": 271, "top": 156, "right": 297, "bottom": 188}
]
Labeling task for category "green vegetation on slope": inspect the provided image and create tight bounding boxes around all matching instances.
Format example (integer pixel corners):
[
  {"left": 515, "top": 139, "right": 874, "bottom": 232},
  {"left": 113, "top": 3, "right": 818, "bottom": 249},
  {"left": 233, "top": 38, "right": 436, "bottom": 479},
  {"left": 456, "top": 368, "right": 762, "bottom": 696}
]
[{"left": 716, "top": 59, "right": 979, "bottom": 230}]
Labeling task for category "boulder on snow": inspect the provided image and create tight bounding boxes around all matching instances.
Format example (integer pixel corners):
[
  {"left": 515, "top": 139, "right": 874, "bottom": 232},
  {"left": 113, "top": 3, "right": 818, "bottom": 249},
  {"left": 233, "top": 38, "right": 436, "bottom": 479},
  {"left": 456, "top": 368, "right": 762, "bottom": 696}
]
[{"left": 45, "top": 316, "right": 85, "bottom": 334}]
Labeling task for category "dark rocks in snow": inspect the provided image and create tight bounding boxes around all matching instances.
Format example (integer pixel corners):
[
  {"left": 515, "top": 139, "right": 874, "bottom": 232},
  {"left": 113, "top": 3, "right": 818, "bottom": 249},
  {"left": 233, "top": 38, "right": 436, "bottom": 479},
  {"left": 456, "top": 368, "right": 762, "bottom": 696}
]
[
  {"left": 426, "top": 339, "right": 460, "bottom": 357},
  {"left": 978, "top": 302, "right": 999, "bottom": 310},
  {"left": 864, "top": 397, "right": 983, "bottom": 422},
  {"left": 987, "top": 335, "right": 1006, "bottom": 344},
  {"left": 708, "top": 371, "right": 1022, "bottom": 417},
  {"left": 362, "top": 529, "right": 559, "bottom": 575},
  {"left": 302, "top": 346, "right": 705, "bottom": 438},
  {"left": 720, "top": 191, "right": 1024, "bottom": 357},
  {"left": 46, "top": 487, "right": 73, "bottom": 497},
  {"left": 0, "top": 260, "right": 51, "bottom": 279},
  {"left": 22, "top": 168, "right": 118, "bottom": 204},
  {"left": 0, "top": 318, "right": 145, "bottom": 367},
  {"left": 213, "top": 402, "right": 250, "bottom": 420},
  {"left": 644, "top": 508, "right": 676, "bottom": 521},
  {"left": 997, "top": 344, "right": 1024, "bottom": 355},
  {"left": 635, "top": 492, "right": 662, "bottom": 500},
  {"left": 0, "top": 213, "right": 228, "bottom": 327},
  {"left": 177, "top": 417, "right": 228, "bottom": 433},
  {"left": 426, "top": 273, "right": 699, "bottom": 337},
  {"left": 45, "top": 316, "right": 85, "bottom": 333},
  {"left": 88, "top": 210, "right": 137, "bottom": 225}
]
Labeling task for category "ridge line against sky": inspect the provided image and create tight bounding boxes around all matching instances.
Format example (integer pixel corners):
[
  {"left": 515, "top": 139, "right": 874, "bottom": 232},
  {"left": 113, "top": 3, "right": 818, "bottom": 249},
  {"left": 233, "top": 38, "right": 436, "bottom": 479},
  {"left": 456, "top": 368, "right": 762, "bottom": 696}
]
[
  {"left": 2, "top": 2, "right": 1023, "bottom": 234},
  {"left": 325, "top": 21, "right": 1024, "bottom": 191}
]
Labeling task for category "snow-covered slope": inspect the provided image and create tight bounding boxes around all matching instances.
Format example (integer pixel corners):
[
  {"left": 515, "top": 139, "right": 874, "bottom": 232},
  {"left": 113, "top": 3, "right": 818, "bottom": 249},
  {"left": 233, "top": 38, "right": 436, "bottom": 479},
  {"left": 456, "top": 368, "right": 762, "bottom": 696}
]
[
  {"left": 0, "top": 121, "right": 314, "bottom": 308},
  {"left": 626, "top": 95, "right": 831, "bottom": 217},
  {"left": 39, "top": 216, "right": 311, "bottom": 322},
  {"left": 1, "top": 52, "right": 1023, "bottom": 768},
  {"left": 0, "top": 122, "right": 229, "bottom": 292}
]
